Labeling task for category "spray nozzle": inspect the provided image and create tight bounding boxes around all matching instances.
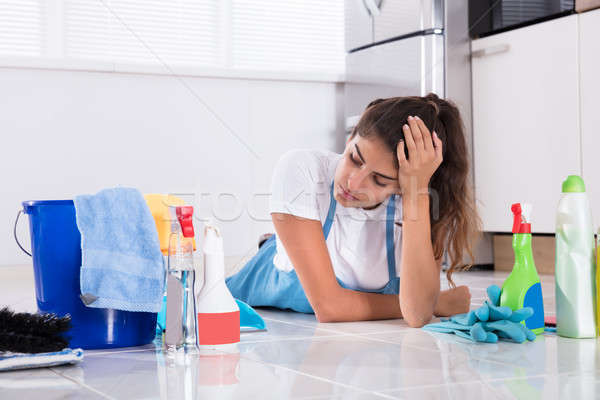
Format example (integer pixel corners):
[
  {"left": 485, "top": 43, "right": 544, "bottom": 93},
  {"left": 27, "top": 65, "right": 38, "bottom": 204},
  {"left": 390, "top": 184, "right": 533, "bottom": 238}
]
[
  {"left": 175, "top": 206, "right": 195, "bottom": 238},
  {"left": 511, "top": 203, "right": 532, "bottom": 234},
  {"left": 203, "top": 220, "right": 223, "bottom": 254}
]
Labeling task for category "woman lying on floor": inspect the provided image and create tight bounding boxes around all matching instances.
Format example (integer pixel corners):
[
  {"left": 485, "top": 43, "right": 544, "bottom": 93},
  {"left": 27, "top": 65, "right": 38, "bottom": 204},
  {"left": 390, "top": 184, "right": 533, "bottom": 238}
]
[{"left": 226, "top": 93, "right": 481, "bottom": 327}]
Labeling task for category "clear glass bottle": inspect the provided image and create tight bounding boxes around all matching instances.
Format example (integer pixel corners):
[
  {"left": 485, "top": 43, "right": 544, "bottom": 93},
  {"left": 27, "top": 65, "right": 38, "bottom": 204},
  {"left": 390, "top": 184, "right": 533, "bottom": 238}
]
[{"left": 165, "top": 205, "right": 197, "bottom": 351}]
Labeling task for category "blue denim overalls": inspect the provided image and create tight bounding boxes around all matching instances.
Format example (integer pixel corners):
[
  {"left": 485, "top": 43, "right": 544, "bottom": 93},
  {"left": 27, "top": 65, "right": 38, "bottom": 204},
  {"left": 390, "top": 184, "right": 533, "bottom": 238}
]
[{"left": 226, "top": 182, "right": 399, "bottom": 313}]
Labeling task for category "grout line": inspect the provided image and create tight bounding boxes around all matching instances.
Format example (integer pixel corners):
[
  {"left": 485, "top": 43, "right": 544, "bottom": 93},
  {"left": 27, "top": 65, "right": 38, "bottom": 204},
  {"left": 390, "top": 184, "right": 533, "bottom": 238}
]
[
  {"left": 261, "top": 315, "right": 412, "bottom": 337},
  {"left": 260, "top": 317, "right": 360, "bottom": 336},
  {"left": 377, "top": 379, "right": 493, "bottom": 396},
  {"left": 409, "top": 342, "right": 552, "bottom": 372},
  {"left": 483, "top": 373, "right": 550, "bottom": 384},
  {"left": 50, "top": 368, "right": 116, "bottom": 400},
  {"left": 345, "top": 334, "right": 483, "bottom": 359},
  {"left": 84, "top": 346, "right": 159, "bottom": 357},
  {"left": 259, "top": 317, "right": 474, "bottom": 353},
  {"left": 358, "top": 329, "right": 414, "bottom": 336},
  {"left": 319, "top": 328, "right": 414, "bottom": 337},
  {"left": 371, "top": 362, "right": 562, "bottom": 397},
  {"left": 351, "top": 331, "right": 557, "bottom": 375},
  {"left": 240, "top": 317, "right": 420, "bottom": 346},
  {"left": 240, "top": 334, "right": 354, "bottom": 345},
  {"left": 237, "top": 354, "right": 399, "bottom": 400},
  {"left": 294, "top": 392, "right": 397, "bottom": 400},
  {"left": 260, "top": 316, "right": 350, "bottom": 335},
  {"left": 477, "top": 379, "right": 506, "bottom": 400}
]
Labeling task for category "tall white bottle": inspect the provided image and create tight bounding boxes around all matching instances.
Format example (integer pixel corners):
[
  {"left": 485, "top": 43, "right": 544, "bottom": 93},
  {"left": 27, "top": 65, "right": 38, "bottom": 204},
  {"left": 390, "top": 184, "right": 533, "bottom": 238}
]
[
  {"left": 555, "top": 175, "right": 597, "bottom": 338},
  {"left": 196, "top": 221, "right": 240, "bottom": 348}
]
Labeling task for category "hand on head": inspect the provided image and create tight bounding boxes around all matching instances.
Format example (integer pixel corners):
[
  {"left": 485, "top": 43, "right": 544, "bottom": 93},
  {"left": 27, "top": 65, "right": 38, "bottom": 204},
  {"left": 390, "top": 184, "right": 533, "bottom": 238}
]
[{"left": 396, "top": 115, "right": 443, "bottom": 196}]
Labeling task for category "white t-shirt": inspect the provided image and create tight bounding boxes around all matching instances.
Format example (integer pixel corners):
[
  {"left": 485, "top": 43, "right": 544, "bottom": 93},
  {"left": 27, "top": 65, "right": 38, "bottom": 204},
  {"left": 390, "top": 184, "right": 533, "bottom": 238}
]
[{"left": 268, "top": 149, "right": 403, "bottom": 290}]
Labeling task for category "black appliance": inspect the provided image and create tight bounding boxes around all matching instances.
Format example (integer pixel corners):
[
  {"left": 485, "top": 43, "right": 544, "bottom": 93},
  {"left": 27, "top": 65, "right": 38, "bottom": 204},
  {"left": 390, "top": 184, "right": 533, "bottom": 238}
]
[{"left": 469, "top": 0, "right": 575, "bottom": 38}]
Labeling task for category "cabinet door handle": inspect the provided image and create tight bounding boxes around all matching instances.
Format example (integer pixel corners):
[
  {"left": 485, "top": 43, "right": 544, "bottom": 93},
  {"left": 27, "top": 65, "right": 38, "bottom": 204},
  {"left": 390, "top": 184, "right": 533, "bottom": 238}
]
[{"left": 471, "top": 44, "right": 510, "bottom": 58}]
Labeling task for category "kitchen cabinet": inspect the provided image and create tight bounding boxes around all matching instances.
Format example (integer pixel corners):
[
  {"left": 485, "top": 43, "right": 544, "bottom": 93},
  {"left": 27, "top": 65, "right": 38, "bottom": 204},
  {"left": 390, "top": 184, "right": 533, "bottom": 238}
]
[
  {"left": 580, "top": 9, "right": 600, "bottom": 230},
  {"left": 345, "top": 33, "right": 443, "bottom": 89},
  {"left": 472, "top": 15, "right": 580, "bottom": 233},
  {"left": 345, "top": 0, "right": 373, "bottom": 51},
  {"left": 344, "top": 32, "right": 444, "bottom": 127},
  {"left": 373, "top": 0, "right": 443, "bottom": 42},
  {"left": 344, "top": 0, "right": 443, "bottom": 51}
]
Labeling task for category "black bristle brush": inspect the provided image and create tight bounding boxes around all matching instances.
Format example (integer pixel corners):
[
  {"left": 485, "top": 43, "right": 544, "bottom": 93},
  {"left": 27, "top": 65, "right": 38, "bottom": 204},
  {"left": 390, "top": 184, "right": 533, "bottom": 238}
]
[{"left": 0, "top": 307, "right": 71, "bottom": 353}]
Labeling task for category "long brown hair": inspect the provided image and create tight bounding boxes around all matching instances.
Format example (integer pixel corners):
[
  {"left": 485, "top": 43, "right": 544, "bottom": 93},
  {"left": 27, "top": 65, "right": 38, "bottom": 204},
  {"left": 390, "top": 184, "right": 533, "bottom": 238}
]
[{"left": 352, "top": 93, "right": 482, "bottom": 287}]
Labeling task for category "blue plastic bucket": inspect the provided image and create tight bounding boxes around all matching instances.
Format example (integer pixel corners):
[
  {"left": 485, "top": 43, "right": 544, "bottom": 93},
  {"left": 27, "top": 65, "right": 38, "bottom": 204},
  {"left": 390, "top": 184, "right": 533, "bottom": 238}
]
[{"left": 15, "top": 200, "right": 157, "bottom": 349}]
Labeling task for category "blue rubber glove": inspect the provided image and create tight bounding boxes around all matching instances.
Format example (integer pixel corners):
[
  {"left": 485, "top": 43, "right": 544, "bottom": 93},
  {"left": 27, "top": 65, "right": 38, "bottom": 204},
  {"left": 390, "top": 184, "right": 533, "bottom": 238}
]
[{"left": 422, "top": 285, "right": 537, "bottom": 343}]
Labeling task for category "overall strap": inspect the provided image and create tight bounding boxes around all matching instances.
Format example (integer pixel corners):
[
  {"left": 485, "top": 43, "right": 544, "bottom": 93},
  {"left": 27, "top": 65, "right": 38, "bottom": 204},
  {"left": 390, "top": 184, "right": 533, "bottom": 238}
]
[
  {"left": 322, "top": 182, "right": 337, "bottom": 240},
  {"left": 324, "top": 181, "right": 397, "bottom": 283},
  {"left": 385, "top": 194, "right": 397, "bottom": 281}
]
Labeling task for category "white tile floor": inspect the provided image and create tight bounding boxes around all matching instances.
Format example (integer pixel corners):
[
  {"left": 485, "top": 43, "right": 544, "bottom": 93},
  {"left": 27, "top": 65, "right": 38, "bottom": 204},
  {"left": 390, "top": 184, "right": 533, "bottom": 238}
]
[{"left": 1, "top": 265, "right": 598, "bottom": 399}]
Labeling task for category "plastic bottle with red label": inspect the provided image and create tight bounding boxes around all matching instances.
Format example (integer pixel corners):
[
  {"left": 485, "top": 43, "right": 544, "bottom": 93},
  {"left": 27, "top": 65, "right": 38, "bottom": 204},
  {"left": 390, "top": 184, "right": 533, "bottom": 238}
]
[{"left": 196, "top": 221, "right": 240, "bottom": 348}]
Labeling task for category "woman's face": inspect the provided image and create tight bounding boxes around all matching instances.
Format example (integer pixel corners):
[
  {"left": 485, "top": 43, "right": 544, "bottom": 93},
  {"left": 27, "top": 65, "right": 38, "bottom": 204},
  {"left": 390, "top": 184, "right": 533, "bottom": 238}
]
[{"left": 334, "top": 134, "right": 401, "bottom": 209}]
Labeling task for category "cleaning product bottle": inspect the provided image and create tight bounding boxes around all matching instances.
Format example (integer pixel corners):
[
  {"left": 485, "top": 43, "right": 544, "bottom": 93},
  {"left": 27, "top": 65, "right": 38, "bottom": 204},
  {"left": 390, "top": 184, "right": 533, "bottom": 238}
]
[
  {"left": 196, "top": 221, "right": 240, "bottom": 348},
  {"left": 555, "top": 175, "right": 597, "bottom": 338},
  {"left": 500, "top": 203, "right": 545, "bottom": 335},
  {"left": 165, "top": 205, "right": 197, "bottom": 351},
  {"left": 596, "top": 228, "right": 600, "bottom": 337},
  {"left": 144, "top": 194, "right": 197, "bottom": 335}
]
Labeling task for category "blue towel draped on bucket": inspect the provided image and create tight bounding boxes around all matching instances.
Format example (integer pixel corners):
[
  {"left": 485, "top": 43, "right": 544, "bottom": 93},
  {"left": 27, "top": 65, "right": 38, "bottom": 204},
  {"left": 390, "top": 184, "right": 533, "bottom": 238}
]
[{"left": 74, "top": 187, "right": 164, "bottom": 312}]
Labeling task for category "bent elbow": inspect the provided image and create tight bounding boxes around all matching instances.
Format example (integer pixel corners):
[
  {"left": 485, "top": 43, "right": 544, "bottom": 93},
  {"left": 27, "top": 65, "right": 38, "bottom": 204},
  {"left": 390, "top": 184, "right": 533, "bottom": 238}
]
[
  {"left": 400, "top": 293, "right": 437, "bottom": 328},
  {"left": 315, "top": 311, "right": 334, "bottom": 323},
  {"left": 403, "top": 312, "right": 433, "bottom": 328},
  {"left": 311, "top": 289, "right": 344, "bottom": 323},
  {"left": 314, "top": 304, "right": 336, "bottom": 323},
  {"left": 312, "top": 299, "right": 340, "bottom": 323}
]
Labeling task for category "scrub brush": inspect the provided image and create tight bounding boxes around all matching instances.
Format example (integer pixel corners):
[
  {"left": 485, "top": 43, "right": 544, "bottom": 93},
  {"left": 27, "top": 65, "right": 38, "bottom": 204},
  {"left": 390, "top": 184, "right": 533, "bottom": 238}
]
[{"left": 0, "top": 307, "right": 71, "bottom": 353}]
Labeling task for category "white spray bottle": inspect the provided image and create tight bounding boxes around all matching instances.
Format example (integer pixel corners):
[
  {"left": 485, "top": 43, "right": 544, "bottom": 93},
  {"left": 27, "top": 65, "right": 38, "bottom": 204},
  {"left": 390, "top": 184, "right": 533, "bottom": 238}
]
[
  {"left": 555, "top": 175, "right": 597, "bottom": 338},
  {"left": 196, "top": 221, "right": 240, "bottom": 348}
]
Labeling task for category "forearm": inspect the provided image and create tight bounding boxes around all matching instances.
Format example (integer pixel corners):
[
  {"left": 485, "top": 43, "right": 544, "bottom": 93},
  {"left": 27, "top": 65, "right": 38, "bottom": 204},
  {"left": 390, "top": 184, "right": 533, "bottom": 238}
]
[
  {"left": 399, "top": 193, "right": 440, "bottom": 327},
  {"left": 315, "top": 288, "right": 402, "bottom": 322},
  {"left": 315, "top": 285, "right": 464, "bottom": 323}
]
